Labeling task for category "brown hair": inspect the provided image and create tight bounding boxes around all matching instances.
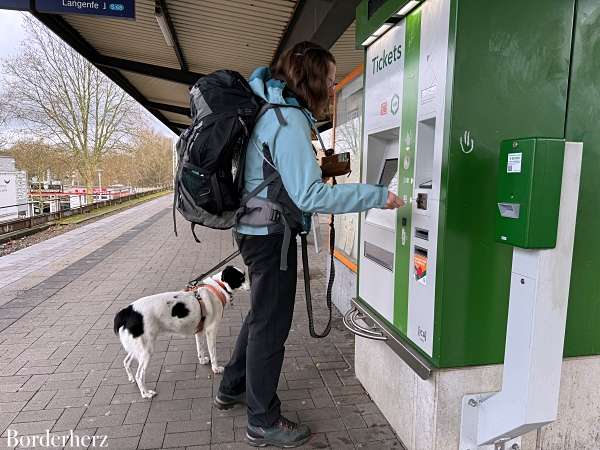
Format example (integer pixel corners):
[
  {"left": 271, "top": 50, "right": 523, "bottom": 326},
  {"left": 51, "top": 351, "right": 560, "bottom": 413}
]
[{"left": 271, "top": 41, "right": 336, "bottom": 118}]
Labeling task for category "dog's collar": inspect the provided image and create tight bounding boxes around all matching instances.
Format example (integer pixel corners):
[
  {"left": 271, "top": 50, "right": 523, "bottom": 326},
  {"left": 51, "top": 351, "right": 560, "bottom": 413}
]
[
  {"left": 213, "top": 279, "right": 231, "bottom": 295},
  {"left": 202, "top": 283, "right": 228, "bottom": 309},
  {"left": 185, "top": 279, "right": 229, "bottom": 321}
]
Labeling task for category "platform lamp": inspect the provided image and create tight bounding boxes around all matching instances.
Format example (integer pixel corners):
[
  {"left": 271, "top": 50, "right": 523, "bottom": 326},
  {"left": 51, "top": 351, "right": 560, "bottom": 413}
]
[
  {"left": 155, "top": 0, "right": 175, "bottom": 47},
  {"left": 96, "top": 169, "right": 103, "bottom": 189},
  {"left": 361, "top": 0, "right": 423, "bottom": 46}
]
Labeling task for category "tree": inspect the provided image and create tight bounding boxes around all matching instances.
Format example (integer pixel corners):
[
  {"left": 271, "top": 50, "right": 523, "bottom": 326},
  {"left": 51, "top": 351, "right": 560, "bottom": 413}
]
[
  {"left": 1, "top": 16, "right": 141, "bottom": 198},
  {"left": 101, "top": 151, "right": 132, "bottom": 187},
  {"left": 100, "top": 126, "right": 173, "bottom": 188},
  {"left": 3, "top": 139, "right": 73, "bottom": 182},
  {"left": 129, "top": 128, "right": 173, "bottom": 188},
  {"left": 0, "top": 96, "right": 8, "bottom": 150}
]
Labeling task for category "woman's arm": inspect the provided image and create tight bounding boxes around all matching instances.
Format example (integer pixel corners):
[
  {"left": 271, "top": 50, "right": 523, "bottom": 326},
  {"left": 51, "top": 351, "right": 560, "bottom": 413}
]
[{"left": 268, "top": 108, "right": 389, "bottom": 214}]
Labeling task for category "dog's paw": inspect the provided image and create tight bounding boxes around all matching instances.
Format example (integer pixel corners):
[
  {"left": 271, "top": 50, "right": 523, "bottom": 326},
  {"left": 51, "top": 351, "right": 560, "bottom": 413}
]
[
  {"left": 198, "top": 356, "right": 210, "bottom": 365},
  {"left": 212, "top": 365, "right": 224, "bottom": 374},
  {"left": 127, "top": 375, "right": 135, "bottom": 383},
  {"left": 142, "top": 390, "right": 157, "bottom": 399}
]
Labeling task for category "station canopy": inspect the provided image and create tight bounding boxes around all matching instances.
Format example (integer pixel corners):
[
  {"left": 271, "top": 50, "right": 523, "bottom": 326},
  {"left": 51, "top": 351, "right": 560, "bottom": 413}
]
[{"left": 26, "top": 0, "right": 363, "bottom": 135}]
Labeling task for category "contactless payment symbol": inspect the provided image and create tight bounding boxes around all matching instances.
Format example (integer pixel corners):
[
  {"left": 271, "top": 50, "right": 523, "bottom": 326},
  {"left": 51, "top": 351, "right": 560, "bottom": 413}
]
[{"left": 390, "top": 94, "right": 400, "bottom": 115}]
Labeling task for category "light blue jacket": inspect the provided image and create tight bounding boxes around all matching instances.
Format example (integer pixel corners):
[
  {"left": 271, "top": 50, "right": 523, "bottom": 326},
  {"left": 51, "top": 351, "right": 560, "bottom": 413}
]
[{"left": 236, "top": 67, "right": 388, "bottom": 235}]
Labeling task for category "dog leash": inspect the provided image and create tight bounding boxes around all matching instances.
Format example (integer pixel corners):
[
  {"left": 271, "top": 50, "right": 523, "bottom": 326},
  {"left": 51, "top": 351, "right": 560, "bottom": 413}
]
[
  {"left": 186, "top": 212, "right": 335, "bottom": 339},
  {"left": 187, "top": 249, "right": 241, "bottom": 289}
]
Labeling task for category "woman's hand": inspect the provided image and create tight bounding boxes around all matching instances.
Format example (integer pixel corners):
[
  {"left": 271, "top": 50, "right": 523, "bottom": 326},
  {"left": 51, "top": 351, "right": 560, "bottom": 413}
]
[{"left": 383, "top": 192, "right": 405, "bottom": 209}]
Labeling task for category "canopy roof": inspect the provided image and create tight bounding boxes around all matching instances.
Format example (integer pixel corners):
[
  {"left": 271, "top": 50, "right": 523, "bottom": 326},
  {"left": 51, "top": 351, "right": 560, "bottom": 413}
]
[{"left": 28, "top": 0, "right": 363, "bottom": 134}]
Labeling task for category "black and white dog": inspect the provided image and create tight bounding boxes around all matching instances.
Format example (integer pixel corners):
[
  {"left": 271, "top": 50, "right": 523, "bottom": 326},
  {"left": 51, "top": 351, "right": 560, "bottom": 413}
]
[{"left": 113, "top": 266, "right": 248, "bottom": 399}]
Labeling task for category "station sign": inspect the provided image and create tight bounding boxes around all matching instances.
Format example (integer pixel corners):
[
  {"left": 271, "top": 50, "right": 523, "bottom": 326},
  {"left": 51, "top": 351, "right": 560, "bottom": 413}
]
[
  {"left": 0, "top": 0, "right": 29, "bottom": 10},
  {"left": 35, "top": 0, "right": 135, "bottom": 19}
]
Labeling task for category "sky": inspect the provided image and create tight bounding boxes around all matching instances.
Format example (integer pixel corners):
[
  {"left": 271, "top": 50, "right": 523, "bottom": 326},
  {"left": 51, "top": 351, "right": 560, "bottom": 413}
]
[
  {"left": 0, "top": 9, "right": 175, "bottom": 139},
  {"left": 0, "top": 10, "right": 27, "bottom": 61}
]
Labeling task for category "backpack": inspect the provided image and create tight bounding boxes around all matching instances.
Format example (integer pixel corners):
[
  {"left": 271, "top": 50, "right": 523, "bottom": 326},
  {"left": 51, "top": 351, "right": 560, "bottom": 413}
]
[{"left": 173, "top": 70, "right": 308, "bottom": 269}]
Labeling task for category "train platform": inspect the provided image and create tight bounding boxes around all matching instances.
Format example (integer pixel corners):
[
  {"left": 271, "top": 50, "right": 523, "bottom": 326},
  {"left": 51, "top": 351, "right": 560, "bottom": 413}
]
[{"left": 0, "top": 196, "right": 403, "bottom": 449}]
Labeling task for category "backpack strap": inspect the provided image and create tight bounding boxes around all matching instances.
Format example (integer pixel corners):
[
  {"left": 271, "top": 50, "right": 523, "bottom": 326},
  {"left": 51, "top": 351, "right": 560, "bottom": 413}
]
[
  {"left": 191, "top": 223, "right": 202, "bottom": 243},
  {"left": 273, "top": 107, "right": 287, "bottom": 126},
  {"left": 241, "top": 171, "right": 280, "bottom": 204},
  {"left": 255, "top": 103, "right": 289, "bottom": 125},
  {"left": 173, "top": 162, "right": 184, "bottom": 237},
  {"left": 173, "top": 182, "right": 179, "bottom": 236},
  {"left": 278, "top": 211, "right": 292, "bottom": 271}
]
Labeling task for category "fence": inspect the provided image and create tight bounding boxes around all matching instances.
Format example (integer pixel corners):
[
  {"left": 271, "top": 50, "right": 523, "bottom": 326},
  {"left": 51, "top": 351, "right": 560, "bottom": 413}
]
[{"left": 0, "top": 188, "right": 169, "bottom": 236}]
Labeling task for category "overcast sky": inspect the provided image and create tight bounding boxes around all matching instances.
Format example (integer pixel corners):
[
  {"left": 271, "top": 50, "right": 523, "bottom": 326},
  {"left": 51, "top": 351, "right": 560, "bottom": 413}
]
[
  {"left": 0, "top": 10, "right": 27, "bottom": 60},
  {"left": 0, "top": 9, "right": 175, "bottom": 139}
]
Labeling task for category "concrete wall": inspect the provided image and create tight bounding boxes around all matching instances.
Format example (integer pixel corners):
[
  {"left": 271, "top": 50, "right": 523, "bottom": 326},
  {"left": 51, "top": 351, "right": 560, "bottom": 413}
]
[{"left": 356, "top": 336, "right": 600, "bottom": 450}]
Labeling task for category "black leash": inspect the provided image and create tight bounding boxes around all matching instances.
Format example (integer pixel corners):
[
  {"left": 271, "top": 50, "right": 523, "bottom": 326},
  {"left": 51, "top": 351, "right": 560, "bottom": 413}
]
[
  {"left": 301, "top": 213, "right": 335, "bottom": 338},
  {"left": 187, "top": 249, "right": 241, "bottom": 289}
]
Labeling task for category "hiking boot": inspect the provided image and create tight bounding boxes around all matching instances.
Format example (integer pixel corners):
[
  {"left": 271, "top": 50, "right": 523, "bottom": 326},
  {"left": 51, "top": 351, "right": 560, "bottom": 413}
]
[
  {"left": 214, "top": 391, "right": 245, "bottom": 410},
  {"left": 246, "top": 416, "right": 311, "bottom": 448}
]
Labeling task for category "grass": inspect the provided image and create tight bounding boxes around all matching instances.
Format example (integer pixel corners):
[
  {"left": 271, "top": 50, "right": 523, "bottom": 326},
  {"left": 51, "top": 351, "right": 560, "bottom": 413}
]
[{"left": 57, "top": 190, "right": 171, "bottom": 225}]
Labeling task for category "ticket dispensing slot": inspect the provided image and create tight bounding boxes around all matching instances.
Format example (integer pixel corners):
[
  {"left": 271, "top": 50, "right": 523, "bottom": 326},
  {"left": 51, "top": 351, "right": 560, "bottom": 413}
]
[
  {"left": 498, "top": 203, "right": 520, "bottom": 219},
  {"left": 415, "top": 228, "right": 429, "bottom": 241},
  {"left": 364, "top": 242, "right": 395, "bottom": 271}
]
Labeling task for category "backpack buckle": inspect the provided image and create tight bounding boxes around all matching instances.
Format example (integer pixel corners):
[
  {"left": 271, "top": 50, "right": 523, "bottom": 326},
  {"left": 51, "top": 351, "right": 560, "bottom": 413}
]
[{"left": 270, "top": 209, "right": 281, "bottom": 222}]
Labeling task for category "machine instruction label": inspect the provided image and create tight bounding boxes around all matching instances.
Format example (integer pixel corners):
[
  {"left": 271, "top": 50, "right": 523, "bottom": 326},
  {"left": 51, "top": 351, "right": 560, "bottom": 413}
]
[{"left": 507, "top": 153, "right": 522, "bottom": 173}]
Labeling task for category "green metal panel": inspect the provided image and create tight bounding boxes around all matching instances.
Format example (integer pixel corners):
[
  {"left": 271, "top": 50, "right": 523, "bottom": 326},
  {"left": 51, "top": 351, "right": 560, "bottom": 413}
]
[
  {"left": 435, "top": 0, "right": 575, "bottom": 367},
  {"left": 393, "top": 11, "right": 421, "bottom": 334},
  {"left": 431, "top": 0, "right": 458, "bottom": 368},
  {"left": 496, "top": 138, "right": 565, "bottom": 249},
  {"left": 356, "top": 0, "right": 415, "bottom": 47},
  {"left": 564, "top": 0, "right": 600, "bottom": 357}
]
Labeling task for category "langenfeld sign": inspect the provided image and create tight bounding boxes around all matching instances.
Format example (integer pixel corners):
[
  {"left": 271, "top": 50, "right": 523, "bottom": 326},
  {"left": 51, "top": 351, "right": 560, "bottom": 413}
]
[
  {"left": 35, "top": 0, "right": 135, "bottom": 19},
  {"left": 0, "top": 0, "right": 30, "bottom": 10}
]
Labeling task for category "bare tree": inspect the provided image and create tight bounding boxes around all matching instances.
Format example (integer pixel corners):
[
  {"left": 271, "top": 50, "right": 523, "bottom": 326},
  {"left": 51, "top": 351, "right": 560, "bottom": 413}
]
[
  {"left": 3, "top": 139, "right": 73, "bottom": 182},
  {"left": 129, "top": 128, "right": 173, "bottom": 188},
  {"left": 1, "top": 16, "right": 141, "bottom": 198},
  {"left": 101, "top": 126, "right": 173, "bottom": 188},
  {"left": 0, "top": 96, "right": 9, "bottom": 150},
  {"left": 102, "top": 151, "right": 132, "bottom": 187},
  {"left": 335, "top": 115, "right": 361, "bottom": 156}
]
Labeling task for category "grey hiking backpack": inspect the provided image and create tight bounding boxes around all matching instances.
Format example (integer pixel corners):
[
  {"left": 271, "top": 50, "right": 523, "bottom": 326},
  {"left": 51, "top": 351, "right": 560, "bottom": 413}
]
[{"left": 173, "top": 70, "right": 316, "bottom": 269}]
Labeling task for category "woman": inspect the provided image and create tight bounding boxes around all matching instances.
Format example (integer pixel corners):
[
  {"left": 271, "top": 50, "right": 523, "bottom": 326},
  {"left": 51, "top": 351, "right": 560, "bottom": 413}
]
[{"left": 215, "top": 41, "right": 404, "bottom": 448}]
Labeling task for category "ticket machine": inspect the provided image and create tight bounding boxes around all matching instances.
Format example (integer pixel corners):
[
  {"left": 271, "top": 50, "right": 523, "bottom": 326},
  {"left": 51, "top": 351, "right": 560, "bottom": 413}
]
[
  {"left": 356, "top": 1, "right": 450, "bottom": 360},
  {"left": 348, "top": 0, "right": 600, "bottom": 448},
  {"left": 349, "top": 0, "right": 582, "bottom": 372}
]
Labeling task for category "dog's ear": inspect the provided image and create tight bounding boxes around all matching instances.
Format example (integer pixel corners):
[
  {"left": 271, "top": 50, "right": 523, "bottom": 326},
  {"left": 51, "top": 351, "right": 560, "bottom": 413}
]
[{"left": 222, "top": 265, "right": 245, "bottom": 289}]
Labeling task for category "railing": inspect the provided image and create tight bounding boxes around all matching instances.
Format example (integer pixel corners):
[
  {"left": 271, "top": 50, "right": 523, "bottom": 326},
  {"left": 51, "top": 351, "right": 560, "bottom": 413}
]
[{"left": 0, "top": 188, "right": 169, "bottom": 236}]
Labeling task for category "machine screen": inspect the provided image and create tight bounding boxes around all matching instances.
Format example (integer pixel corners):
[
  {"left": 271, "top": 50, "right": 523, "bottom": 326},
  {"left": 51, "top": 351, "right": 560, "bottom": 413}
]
[
  {"left": 365, "top": 157, "right": 398, "bottom": 230},
  {"left": 379, "top": 158, "right": 398, "bottom": 186}
]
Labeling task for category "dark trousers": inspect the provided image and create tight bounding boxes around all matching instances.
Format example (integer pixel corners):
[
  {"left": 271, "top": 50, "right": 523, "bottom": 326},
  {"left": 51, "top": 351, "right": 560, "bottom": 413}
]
[{"left": 219, "top": 232, "right": 297, "bottom": 427}]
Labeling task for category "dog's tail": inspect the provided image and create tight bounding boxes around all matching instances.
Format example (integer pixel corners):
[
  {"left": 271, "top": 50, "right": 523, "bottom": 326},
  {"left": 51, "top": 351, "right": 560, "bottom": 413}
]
[{"left": 113, "top": 305, "right": 144, "bottom": 337}]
